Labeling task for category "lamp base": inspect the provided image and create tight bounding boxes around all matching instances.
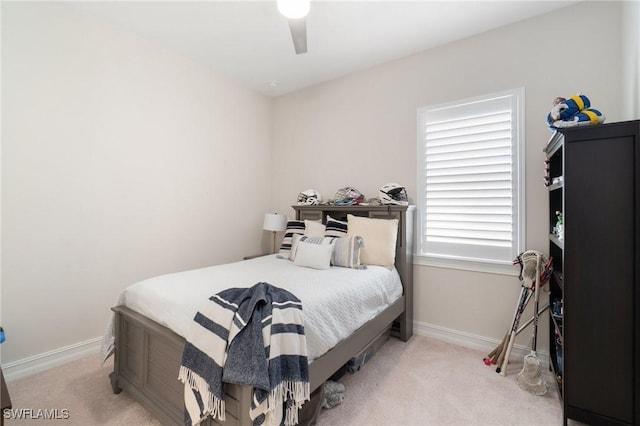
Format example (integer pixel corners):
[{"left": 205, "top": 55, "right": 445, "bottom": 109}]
[{"left": 272, "top": 231, "right": 277, "bottom": 254}]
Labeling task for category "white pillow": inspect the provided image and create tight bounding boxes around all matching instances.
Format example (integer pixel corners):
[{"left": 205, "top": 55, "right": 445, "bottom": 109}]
[
  {"left": 289, "top": 234, "right": 333, "bottom": 261},
  {"left": 304, "top": 220, "right": 326, "bottom": 237},
  {"left": 347, "top": 214, "right": 398, "bottom": 268},
  {"left": 293, "top": 240, "right": 333, "bottom": 270}
]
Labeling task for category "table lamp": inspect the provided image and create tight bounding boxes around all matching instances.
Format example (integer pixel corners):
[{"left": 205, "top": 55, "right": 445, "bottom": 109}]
[{"left": 263, "top": 213, "right": 288, "bottom": 254}]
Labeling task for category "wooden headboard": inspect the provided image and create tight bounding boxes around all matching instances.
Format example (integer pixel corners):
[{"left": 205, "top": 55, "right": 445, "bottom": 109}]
[{"left": 292, "top": 204, "right": 415, "bottom": 341}]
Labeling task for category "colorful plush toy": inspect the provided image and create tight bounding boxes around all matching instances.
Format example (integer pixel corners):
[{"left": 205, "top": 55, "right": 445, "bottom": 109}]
[{"left": 546, "top": 93, "right": 605, "bottom": 130}]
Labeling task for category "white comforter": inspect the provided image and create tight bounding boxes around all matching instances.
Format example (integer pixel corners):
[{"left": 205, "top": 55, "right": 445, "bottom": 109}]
[{"left": 102, "top": 254, "right": 402, "bottom": 361}]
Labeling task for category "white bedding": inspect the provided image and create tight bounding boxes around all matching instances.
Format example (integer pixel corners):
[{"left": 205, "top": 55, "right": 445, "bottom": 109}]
[{"left": 103, "top": 254, "right": 403, "bottom": 361}]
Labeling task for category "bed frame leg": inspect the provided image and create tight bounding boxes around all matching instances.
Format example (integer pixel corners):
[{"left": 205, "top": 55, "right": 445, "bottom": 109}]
[
  {"left": 109, "top": 372, "right": 122, "bottom": 394},
  {"left": 398, "top": 313, "right": 412, "bottom": 342}
]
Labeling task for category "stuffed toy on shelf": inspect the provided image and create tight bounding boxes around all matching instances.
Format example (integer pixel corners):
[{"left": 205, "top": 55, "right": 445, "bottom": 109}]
[{"left": 546, "top": 93, "right": 605, "bottom": 130}]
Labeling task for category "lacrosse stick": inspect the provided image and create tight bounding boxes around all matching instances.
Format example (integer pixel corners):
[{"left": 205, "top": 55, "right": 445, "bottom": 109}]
[
  {"left": 497, "top": 250, "right": 551, "bottom": 375},
  {"left": 483, "top": 302, "right": 548, "bottom": 366},
  {"left": 514, "top": 250, "right": 552, "bottom": 290},
  {"left": 490, "top": 285, "right": 529, "bottom": 367},
  {"left": 483, "top": 288, "right": 525, "bottom": 365},
  {"left": 487, "top": 285, "right": 532, "bottom": 367},
  {"left": 484, "top": 334, "right": 507, "bottom": 366},
  {"left": 516, "top": 304, "right": 549, "bottom": 335},
  {"left": 484, "top": 251, "right": 552, "bottom": 369},
  {"left": 516, "top": 252, "right": 548, "bottom": 395},
  {"left": 496, "top": 286, "right": 531, "bottom": 374}
]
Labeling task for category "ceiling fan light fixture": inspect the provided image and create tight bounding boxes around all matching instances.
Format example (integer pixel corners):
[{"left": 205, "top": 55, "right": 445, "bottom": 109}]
[{"left": 277, "top": 0, "right": 310, "bottom": 20}]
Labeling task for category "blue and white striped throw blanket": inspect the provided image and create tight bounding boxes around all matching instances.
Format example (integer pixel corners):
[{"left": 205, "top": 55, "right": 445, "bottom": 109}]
[{"left": 179, "top": 282, "right": 310, "bottom": 426}]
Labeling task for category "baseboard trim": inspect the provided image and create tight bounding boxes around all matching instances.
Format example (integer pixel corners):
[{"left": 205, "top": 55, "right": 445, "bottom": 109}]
[
  {"left": 2, "top": 336, "right": 103, "bottom": 381},
  {"left": 413, "top": 320, "right": 550, "bottom": 365},
  {"left": 2, "top": 322, "right": 550, "bottom": 381}
]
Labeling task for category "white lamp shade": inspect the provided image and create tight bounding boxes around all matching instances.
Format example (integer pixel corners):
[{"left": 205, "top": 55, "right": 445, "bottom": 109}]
[
  {"left": 277, "top": 0, "right": 310, "bottom": 19},
  {"left": 263, "top": 213, "right": 288, "bottom": 232}
]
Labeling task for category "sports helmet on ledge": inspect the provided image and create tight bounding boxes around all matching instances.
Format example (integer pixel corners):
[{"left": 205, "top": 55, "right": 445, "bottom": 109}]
[
  {"left": 379, "top": 183, "right": 409, "bottom": 205},
  {"left": 297, "top": 189, "right": 322, "bottom": 205},
  {"left": 333, "top": 187, "right": 365, "bottom": 206}
]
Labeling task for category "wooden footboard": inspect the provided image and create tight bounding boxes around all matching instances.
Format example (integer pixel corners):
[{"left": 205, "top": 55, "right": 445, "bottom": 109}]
[
  {"left": 110, "top": 296, "right": 405, "bottom": 426},
  {"left": 111, "top": 306, "right": 253, "bottom": 425}
]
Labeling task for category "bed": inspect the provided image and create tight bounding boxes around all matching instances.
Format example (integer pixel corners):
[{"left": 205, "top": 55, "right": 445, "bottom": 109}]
[{"left": 106, "top": 204, "right": 414, "bottom": 425}]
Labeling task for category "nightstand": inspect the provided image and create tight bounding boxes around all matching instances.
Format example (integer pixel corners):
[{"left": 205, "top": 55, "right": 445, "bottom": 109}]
[{"left": 243, "top": 254, "right": 267, "bottom": 260}]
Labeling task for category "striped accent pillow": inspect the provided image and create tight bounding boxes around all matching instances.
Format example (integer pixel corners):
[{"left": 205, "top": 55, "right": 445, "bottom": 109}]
[
  {"left": 331, "top": 236, "right": 366, "bottom": 269},
  {"left": 289, "top": 235, "right": 333, "bottom": 261},
  {"left": 290, "top": 234, "right": 365, "bottom": 269},
  {"left": 277, "top": 220, "right": 305, "bottom": 258},
  {"left": 325, "top": 216, "right": 348, "bottom": 238}
]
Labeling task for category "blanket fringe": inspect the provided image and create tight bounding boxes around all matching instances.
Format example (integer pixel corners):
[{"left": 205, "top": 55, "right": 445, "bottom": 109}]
[
  {"left": 179, "top": 366, "right": 226, "bottom": 422},
  {"left": 266, "top": 380, "right": 310, "bottom": 426}
]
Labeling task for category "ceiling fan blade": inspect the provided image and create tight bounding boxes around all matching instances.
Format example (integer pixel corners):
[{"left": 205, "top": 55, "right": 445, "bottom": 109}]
[{"left": 287, "top": 17, "right": 307, "bottom": 55}]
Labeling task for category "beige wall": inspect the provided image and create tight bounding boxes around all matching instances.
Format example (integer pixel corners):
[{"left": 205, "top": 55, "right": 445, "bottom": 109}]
[
  {"left": 1, "top": 1, "right": 632, "bottom": 368},
  {"left": 1, "top": 3, "right": 273, "bottom": 363},
  {"left": 622, "top": 0, "right": 640, "bottom": 119},
  {"left": 272, "top": 1, "right": 623, "bottom": 351}
]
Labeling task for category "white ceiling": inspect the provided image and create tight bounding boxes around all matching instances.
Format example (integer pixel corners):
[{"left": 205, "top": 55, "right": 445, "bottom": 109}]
[{"left": 68, "top": 1, "right": 579, "bottom": 97}]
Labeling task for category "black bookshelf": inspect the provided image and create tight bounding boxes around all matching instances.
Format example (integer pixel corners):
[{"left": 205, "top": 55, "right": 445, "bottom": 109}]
[{"left": 545, "top": 120, "right": 640, "bottom": 426}]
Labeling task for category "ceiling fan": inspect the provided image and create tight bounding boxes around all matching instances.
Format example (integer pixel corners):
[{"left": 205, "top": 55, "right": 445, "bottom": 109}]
[{"left": 277, "top": 0, "right": 310, "bottom": 55}]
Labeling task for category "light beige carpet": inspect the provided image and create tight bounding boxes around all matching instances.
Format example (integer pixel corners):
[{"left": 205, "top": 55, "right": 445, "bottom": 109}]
[{"left": 4, "top": 335, "right": 562, "bottom": 425}]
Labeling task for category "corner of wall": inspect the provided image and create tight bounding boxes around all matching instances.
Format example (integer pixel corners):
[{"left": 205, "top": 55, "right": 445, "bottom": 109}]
[{"left": 622, "top": 0, "right": 640, "bottom": 120}]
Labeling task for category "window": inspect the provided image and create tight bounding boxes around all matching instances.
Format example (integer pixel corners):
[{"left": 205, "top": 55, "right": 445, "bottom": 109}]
[{"left": 416, "top": 89, "right": 525, "bottom": 274}]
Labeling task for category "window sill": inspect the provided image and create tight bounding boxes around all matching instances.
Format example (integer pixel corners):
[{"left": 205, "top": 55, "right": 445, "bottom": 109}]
[{"left": 414, "top": 254, "right": 519, "bottom": 276}]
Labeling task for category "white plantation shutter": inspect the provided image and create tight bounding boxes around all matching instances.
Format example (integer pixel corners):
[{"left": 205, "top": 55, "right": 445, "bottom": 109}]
[{"left": 417, "top": 89, "right": 524, "bottom": 272}]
